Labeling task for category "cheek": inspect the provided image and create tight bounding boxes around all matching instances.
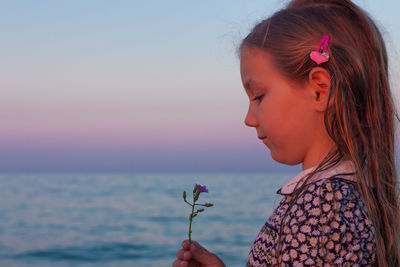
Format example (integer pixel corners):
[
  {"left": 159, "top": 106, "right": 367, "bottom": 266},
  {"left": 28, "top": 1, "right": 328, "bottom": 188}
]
[
  {"left": 257, "top": 100, "right": 288, "bottom": 132},
  {"left": 258, "top": 97, "right": 309, "bottom": 142},
  {"left": 282, "top": 102, "right": 317, "bottom": 147}
]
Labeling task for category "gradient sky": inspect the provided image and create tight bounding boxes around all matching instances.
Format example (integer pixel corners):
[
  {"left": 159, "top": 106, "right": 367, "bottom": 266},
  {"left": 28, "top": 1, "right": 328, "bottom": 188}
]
[{"left": 1, "top": 0, "right": 400, "bottom": 172}]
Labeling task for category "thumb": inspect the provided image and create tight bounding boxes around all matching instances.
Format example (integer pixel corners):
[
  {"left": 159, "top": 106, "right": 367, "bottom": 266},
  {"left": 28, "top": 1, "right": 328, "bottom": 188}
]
[{"left": 189, "top": 240, "right": 214, "bottom": 263}]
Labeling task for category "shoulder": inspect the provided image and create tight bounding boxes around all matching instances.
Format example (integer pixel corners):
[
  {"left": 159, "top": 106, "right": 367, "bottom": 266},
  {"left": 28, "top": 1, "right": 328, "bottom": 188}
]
[
  {"left": 292, "top": 176, "right": 362, "bottom": 209},
  {"left": 289, "top": 176, "right": 374, "bottom": 231},
  {"left": 280, "top": 176, "right": 376, "bottom": 265}
]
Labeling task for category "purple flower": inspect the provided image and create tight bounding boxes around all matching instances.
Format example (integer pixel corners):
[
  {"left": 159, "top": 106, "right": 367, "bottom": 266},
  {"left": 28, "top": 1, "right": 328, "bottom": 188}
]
[
  {"left": 184, "top": 183, "right": 213, "bottom": 244},
  {"left": 195, "top": 184, "right": 208, "bottom": 193}
]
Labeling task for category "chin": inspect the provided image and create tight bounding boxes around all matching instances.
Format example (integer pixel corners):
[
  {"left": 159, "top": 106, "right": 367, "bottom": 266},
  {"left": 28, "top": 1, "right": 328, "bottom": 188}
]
[{"left": 270, "top": 151, "right": 302, "bottom": 166}]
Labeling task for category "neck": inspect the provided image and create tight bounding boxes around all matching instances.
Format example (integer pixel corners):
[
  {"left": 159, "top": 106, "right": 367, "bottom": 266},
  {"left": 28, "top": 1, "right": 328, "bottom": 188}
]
[{"left": 302, "top": 139, "right": 338, "bottom": 170}]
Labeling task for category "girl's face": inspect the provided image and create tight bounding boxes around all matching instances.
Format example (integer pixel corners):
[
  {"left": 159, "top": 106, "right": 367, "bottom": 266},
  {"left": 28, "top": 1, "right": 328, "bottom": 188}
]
[{"left": 240, "top": 47, "right": 331, "bottom": 169}]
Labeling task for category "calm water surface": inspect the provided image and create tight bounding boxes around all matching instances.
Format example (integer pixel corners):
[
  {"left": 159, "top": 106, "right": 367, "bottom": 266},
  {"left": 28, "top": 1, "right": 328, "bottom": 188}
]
[{"left": 0, "top": 172, "right": 297, "bottom": 266}]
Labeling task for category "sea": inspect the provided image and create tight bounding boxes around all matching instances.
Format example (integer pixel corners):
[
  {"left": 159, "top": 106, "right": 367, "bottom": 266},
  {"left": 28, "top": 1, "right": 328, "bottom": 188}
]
[{"left": 0, "top": 172, "right": 297, "bottom": 267}]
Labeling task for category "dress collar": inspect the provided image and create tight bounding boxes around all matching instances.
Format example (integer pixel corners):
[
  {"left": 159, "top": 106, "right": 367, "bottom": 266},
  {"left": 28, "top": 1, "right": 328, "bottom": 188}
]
[{"left": 277, "top": 160, "right": 358, "bottom": 196}]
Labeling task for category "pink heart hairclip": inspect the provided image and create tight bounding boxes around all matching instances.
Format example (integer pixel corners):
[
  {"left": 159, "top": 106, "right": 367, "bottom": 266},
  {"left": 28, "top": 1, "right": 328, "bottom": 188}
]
[{"left": 310, "top": 34, "right": 330, "bottom": 64}]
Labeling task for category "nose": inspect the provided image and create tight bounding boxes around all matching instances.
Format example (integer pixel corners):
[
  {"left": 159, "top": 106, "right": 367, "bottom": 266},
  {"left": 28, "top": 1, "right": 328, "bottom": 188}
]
[{"left": 244, "top": 105, "right": 258, "bottom": 128}]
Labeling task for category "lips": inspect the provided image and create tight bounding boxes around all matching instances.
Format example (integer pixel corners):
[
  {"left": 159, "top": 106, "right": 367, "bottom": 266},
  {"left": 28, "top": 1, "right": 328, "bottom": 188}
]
[{"left": 258, "top": 136, "right": 266, "bottom": 140}]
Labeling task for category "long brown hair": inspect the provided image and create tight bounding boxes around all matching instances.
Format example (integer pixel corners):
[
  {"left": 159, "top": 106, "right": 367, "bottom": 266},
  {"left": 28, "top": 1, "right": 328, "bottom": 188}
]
[{"left": 238, "top": 0, "right": 400, "bottom": 266}]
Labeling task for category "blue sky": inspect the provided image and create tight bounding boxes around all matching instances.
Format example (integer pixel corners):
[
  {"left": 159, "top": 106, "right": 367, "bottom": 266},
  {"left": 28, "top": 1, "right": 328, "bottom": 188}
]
[{"left": 1, "top": 0, "right": 399, "bottom": 173}]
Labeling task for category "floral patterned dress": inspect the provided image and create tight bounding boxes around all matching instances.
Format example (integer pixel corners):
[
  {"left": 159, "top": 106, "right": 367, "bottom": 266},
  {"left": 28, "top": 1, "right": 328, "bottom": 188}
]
[{"left": 247, "top": 161, "right": 376, "bottom": 267}]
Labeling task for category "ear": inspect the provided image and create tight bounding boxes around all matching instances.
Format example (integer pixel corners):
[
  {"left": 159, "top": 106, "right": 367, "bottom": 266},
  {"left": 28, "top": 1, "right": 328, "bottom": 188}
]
[{"left": 307, "top": 67, "right": 331, "bottom": 112}]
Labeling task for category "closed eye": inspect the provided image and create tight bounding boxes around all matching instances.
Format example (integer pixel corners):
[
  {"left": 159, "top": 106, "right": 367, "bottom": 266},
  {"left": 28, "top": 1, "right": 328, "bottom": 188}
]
[{"left": 252, "top": 95, "right": 264, "bottom": 102}]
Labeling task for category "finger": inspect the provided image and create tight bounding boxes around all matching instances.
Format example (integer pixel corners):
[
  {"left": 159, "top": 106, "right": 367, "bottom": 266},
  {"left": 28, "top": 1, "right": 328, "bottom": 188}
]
[
  {"left": 176, "top": 249, "right": 192, "bottom": 260},
  {"left": 183, "top": 240, "right": 206, "bottom": 252},
  {"left": 172, "top": 259, "right": 180, "bottom": 267},
  {"left": 188, "top": 241, "right": 212, "bottom": 263},
  {"left": 189, "top": 240, "right": 209, "bottom": 253},
  {"left": 183, "top": 250, "right": 192, "bottom": 261},
  {"left": 182, "top": 240, "right": 190, "bottom": 250},
  {"left": 176, "top": 249, "right": 183, "bottom": 260},
  {"left": 172, "top": 259, "right": 189, "bottom": 267}
]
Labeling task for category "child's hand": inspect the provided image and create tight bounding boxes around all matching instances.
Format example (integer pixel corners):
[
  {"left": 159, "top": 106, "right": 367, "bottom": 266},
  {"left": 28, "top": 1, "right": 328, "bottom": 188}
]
[{"left": 172, "top": 240, "right": 226, "bottom": 267}]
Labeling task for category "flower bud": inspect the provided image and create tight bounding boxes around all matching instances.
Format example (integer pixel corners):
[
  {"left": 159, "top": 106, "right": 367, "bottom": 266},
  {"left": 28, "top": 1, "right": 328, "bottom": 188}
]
[
  {"left": 194, "top": 190, "right": 200, "bottom": 201},
  {"left": 183, "top": 191, "right": 187, "bottom": 201},
  {"left": 196, "top": 208, "right": 204, "bottom": 213},
  {"left": 204, "top": 203, "right": 214, "bottom": 207}
]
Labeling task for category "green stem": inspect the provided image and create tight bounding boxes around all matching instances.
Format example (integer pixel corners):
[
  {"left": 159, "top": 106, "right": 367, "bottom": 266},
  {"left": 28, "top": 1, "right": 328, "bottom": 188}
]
[
  {"left": 184, "top": 199, "right": 193, "bottom": 206},
  {"left": 188, "top": 191, "right": 196, "bottom": 245}
]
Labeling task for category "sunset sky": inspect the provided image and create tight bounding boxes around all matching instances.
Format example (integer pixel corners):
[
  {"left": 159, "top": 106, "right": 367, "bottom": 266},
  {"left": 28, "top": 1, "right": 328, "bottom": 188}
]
[{"left": 1, "top": 0, "right": 399, "bottom": 172}]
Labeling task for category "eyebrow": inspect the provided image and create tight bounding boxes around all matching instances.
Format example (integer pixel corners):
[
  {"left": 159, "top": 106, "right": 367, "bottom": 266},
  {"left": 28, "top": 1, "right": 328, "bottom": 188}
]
[{"left": 244, "top": 79, "right": 265, "bottom": 92}]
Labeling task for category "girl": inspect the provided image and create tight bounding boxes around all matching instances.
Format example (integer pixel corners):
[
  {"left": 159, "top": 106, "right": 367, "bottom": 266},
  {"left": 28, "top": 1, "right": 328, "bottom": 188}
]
[{"left": 173, "top": 0, "right": 400, "bottom": 266}]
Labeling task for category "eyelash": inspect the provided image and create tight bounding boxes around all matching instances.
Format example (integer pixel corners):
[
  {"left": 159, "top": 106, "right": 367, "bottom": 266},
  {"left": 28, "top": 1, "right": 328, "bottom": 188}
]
[{"left": 252, "top": 95, "right": 263, "bottom": 102}]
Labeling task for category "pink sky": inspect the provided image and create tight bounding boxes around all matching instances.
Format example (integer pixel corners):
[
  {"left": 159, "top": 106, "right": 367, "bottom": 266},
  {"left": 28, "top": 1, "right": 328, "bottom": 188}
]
[{"left": 1, "top": 0, "right": 399, "bottom": 172}]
